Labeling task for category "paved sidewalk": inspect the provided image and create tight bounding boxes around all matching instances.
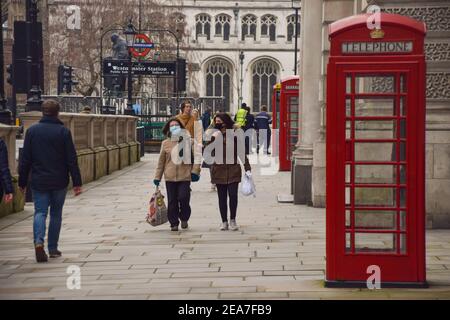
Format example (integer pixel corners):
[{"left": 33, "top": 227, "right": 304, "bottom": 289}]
[{"left": 0, "top": 154, "right": 449, "bottom": 300}]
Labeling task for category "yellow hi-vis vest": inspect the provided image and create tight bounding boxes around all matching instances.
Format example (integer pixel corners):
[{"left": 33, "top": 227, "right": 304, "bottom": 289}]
[{"left": 235, "top": 108, "right": 248, "bottom": 127}]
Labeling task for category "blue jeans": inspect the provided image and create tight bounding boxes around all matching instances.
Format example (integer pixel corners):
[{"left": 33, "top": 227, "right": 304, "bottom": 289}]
[{"left": 32, "top": 188, "right": 67, "bottom": 251}]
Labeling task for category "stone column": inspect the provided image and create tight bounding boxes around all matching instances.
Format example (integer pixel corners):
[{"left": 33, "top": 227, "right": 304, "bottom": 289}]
[{"left": 292, "top": 0, "right": 323, "bottom": 205}]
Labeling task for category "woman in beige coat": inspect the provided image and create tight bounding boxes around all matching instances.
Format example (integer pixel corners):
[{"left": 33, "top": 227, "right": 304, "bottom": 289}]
[{"left": 154, "top": 118, "right": 201, "bottom": 231}]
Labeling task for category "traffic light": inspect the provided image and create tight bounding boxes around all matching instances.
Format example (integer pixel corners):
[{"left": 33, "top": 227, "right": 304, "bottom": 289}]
[{"left": 57, "top": 64, "right": 78, "bottom": 95}]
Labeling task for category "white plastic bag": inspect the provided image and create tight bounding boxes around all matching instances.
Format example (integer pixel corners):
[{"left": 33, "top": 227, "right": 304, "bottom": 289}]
[{"left": 240, "top": 171, "right": 256, "bottom": 197}]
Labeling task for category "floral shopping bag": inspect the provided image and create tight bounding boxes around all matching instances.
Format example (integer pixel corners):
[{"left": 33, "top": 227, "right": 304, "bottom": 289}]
[{"left": 146, "top": 187, "right": 168, "bottom": 226}]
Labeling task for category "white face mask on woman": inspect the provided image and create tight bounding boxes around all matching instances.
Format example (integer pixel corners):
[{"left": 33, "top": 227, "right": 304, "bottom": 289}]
[{"left": 170, "top": 125, "right": 181, "bottom": 136}]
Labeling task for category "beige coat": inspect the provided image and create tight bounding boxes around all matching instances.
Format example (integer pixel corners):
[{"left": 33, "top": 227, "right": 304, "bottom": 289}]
[{"left": 154, "top": 138, "right": 201, "bottom": 182}]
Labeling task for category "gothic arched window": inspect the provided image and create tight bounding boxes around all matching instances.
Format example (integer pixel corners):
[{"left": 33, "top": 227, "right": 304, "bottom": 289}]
[
  {"left": 205, "top": 59, "right": 232, "bottom": 112},
  {"left": 215, "top": 14, "right": 231, "bottom": 41},
  {"left": 287, "top": 14, "right": 301, "bottom": 42},
  {"left": 252, "top": 59, "right": 279, "bottom": 112},
  {"left": 261, "top": 15, "right": 277, "bottom": 41},
  {"left": 196, "top": 14, "right": 211, "bottom": 40},
  {"left": 241, "top": 14, "right": 257, "bottom": 41}
]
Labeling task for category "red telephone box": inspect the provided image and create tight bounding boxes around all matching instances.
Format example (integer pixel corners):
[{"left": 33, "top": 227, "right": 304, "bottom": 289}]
[
  {"left": 273, "top": 76, "right": 300, "bottom": 171},
  {"left": 326, "top": 13, "right": 427, "bottom": 287}
]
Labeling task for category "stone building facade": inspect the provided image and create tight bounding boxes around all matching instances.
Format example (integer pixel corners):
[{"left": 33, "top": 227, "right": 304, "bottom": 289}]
[
  {"left": 173, "top": 0, "right": 301, "bottom": 113},
  {"left": 294, "top": 0, "right": 450, "bottom": 228}
]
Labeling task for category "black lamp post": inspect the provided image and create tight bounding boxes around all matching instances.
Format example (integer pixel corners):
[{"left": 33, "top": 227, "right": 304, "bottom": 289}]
[
  {"left": 292, "top": 0, "right": 301, "bottom": 75},
  {"left": 239, "top": 50, "right": 244, "bottom": 107},
  {"left": 123, "top": 20, "right": 137, "bottom": 115}
]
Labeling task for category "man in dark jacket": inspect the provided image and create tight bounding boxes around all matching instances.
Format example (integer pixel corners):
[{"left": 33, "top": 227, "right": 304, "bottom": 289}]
[
  {"left": 255, "top": 105, "right": 272, "bottom": 154},
  {"left": 19, "top": 99, "right": 83, "bottom": 263},
  {"left": 0, "top": 138, "right": 14, "bottom": 205},
  {"left": 201, "top": 108, "right": 212, "bottom": 132}
]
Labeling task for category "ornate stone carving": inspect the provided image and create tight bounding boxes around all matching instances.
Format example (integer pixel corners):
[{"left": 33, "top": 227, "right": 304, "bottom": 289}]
[
  {"left": 383, "top": 7, "right": 450, "bottom": 32},
  {"left": 426, "top": 73, "right": 450, "bottom": 100},
  {"left": 425, "top": 43, "right": 450, "bottom": 61}
]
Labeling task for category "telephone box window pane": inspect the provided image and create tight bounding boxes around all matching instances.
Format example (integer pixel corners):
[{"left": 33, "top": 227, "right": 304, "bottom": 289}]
[
  {"left": 399, "top": 165, "right": 406, "bottom": 184},
  {"left": 400, "top": 96, "right": 407, "bottom": 116},
  {"left": 354, "top": 187, "right": 396, "bottom": 207},
  {"left": 355, "top": 165, "right": 396, "bottom": 184},
  {"left": 396, "top": 188, "right": 406, "bottom": 208},
  {"left": 289, "top": 97, "right": 299, "bottom": 112},
  {"left": 346, "top": 210, "right": 351, "bottom": 228},
  {"left": 400, "top": 211, "right": 407, "bottom": 231},
  {"left": 400, "top": 75, "right": 407, "bottom": 93},
  {"left": 346, "top": 233, "right": 352, "bottom": 253},
  {"left": 354, "top": 210, "right": 396, "bottom": 230},
  {"left": 398, "top": 141, "right": 406, "bottom": 161},
  {"left": 346, "top": 121, "right": 352, "bottom": 139},
  {"left": 346, "top": 76, "right": 352, "bottom": 94},
  {"left": 355, "top": 142, "right": 396, "bottom": 162},
  {"left": 355, "top": 233, "right": 396, "bottom": 253},
  {"left": 355, "top": 97, "right": 395, "bottom": 117},
  {"left": 346, "top": 99, "right": 352, "bottom": 117},
  {"left": 354, "top": 120, "right": 395, "bottom": 140},
  {"left": 355, "top": 75, "right": 395, "bottom": 94},
  {"left": 397, "top": 119, "right": 407, "bottom": 139},
  {"left": 345, "top": 165, "right": 351, "bottom": 184},
  {"left": 345, "top": 187, "right": 351, "bottom": 206}
]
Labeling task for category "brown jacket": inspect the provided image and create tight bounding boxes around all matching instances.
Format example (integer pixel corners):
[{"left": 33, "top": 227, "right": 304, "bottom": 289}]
[
  {"left": 208, "top": 129, "right": 251, "bottom": 185},
  {"left": 154, "top": 138, "right": 201, "bottom": 182}
]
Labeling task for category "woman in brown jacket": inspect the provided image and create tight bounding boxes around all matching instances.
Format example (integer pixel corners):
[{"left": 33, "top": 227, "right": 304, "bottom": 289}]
[
  {"left": 154, "top": 118, "right": 201, "bottom": 231},
  {"left": 208, "top": 113, "right": 251, "bottom": 231}
]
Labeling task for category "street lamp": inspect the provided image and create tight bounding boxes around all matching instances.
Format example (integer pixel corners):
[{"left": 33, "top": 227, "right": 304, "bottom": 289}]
[
  {"left": 123, "top": 20, "right": 137, "bottom": 115},
  {"left": 292, "top": 0, "right": 301, "bottom": 75},
  {"left": 239, "top": 51, "right": 245, "bottom": 107}
]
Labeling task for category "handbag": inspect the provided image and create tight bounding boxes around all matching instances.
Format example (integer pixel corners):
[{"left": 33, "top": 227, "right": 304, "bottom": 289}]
[{"left": 146, "top": 187, "right": 168, "bottom": 226}]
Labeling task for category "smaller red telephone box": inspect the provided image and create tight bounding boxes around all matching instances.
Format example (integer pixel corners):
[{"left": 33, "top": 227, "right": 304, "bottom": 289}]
[
  {"left": 326, "top": 13, "right": 427, "bottom": 287},
  {"left": 272, "top": 76, "right": 300, "bottom": 171}
]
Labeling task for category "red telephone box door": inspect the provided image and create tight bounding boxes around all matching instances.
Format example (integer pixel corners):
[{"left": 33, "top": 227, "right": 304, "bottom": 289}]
[{"left": 331, "top": 64, "right": 423, "bottom": 283}]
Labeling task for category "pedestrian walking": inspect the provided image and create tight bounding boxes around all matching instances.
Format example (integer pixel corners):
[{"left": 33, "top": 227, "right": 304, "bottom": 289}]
[
  {"left": 19, "top": 99, "right": 83, "bottom": 263},
  {"left": 201, "top": 108, "right": 212, "bottom": 132},
  {"left": 153, "top": 118, "right": 201, "bottom": 232},
  {"left": 0, "top": 138, "right": 14, "bottom": 205},
  {"left": 209, "top": 113, "right": 251, "bottom": 231},
  {"left": 176, "top": 100, "right": 197, "bottom": 138},
  {"left": 255, "top": 105, "right": 272, "bottom": 154}
]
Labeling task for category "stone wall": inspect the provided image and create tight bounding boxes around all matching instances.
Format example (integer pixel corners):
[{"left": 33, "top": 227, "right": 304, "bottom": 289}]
[
  {"left": 0, "top": 124, "right": 25, "bottom": 217},
  {"left": 20, "top": 112, "right": 140, "bottom": 189}
]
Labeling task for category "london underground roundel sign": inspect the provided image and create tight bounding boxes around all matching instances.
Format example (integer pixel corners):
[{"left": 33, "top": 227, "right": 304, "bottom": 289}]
[{"left": 130, "top": 33, "right": 154, "bottom": 58}]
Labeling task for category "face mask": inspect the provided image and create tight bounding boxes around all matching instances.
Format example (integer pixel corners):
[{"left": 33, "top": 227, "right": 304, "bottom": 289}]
[
  {"left": 170, "top": 125, "right": 181, "bottom": 136},
  {"left": 215, "top": 123, "right": 224, "bottom": 130}
]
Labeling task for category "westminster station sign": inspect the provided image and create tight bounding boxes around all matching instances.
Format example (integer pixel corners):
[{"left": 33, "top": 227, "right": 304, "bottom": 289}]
[
  {"left": 103, "top": 59, "right": 176, "bottom": 76},
  {"left": 342, "top": 41, "right": 413, "bottom": 54}
]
